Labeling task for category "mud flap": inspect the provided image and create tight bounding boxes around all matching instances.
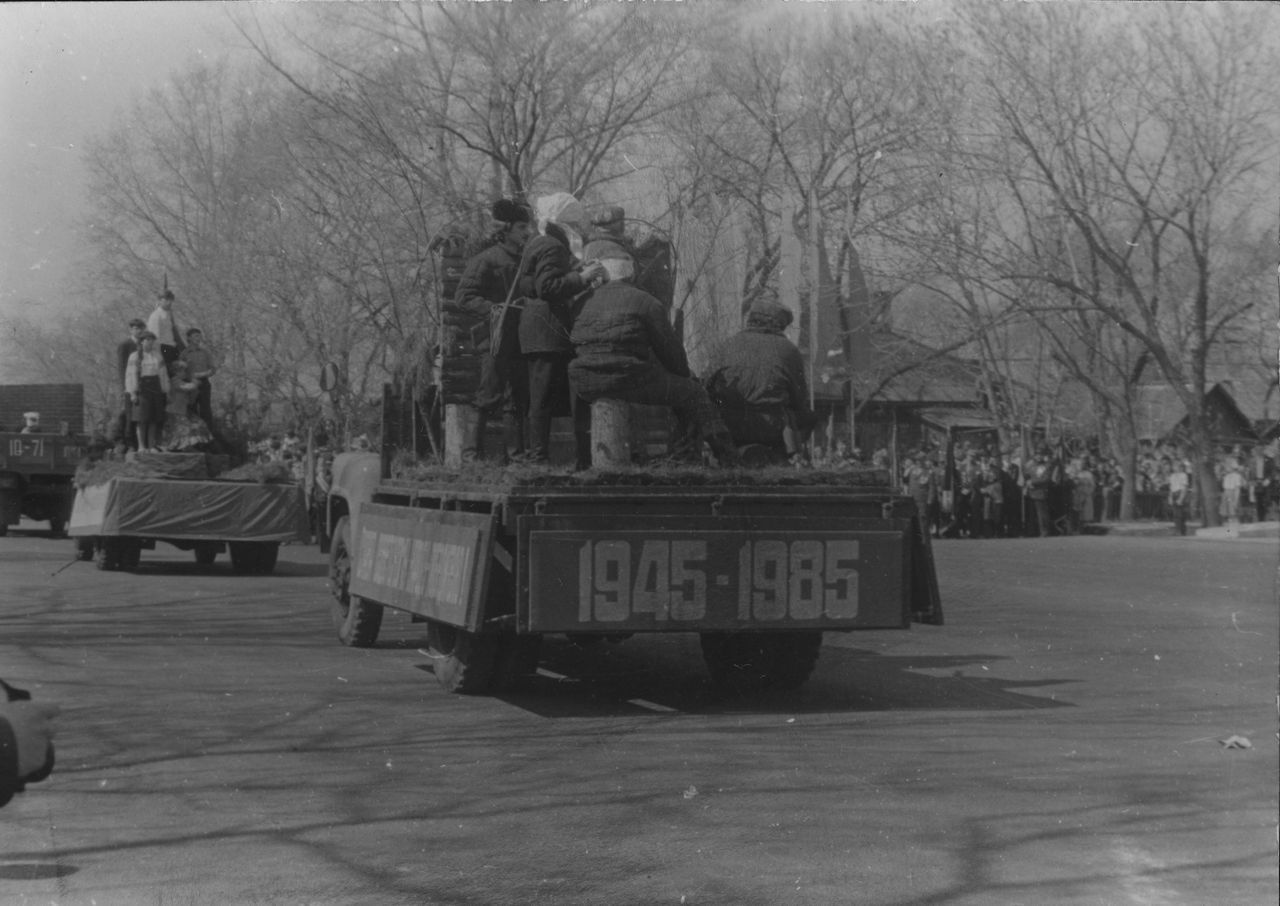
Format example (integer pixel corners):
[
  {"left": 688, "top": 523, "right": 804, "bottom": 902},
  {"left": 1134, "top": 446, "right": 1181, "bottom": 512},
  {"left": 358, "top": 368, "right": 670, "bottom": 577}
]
[{"left": 909, "top": 514, "right": 944, "bottom": 625}]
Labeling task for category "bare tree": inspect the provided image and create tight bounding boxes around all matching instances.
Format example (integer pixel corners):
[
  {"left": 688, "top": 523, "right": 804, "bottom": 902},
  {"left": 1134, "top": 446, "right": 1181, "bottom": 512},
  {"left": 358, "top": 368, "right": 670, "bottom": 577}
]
[{"left": 963, "top": 3, "right": 1279, "bottom": 524}]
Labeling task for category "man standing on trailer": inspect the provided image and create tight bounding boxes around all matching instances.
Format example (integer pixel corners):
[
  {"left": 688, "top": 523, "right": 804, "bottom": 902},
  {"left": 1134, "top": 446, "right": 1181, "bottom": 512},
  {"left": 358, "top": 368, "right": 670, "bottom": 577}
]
[{"left": 444, "top": 199, "right": 536, "bottom": 462}]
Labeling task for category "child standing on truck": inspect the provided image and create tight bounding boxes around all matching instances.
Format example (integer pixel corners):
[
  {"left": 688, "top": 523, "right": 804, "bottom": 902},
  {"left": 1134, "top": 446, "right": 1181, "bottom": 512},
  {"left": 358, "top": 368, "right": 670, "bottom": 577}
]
[{"left": 125, "top": 331, "right": 170, "bottom": 452}]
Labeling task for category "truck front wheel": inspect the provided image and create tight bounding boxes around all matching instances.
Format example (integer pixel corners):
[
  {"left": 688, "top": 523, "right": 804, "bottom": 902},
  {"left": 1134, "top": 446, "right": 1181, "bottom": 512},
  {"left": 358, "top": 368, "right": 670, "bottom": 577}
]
[
  {"left": 426, "top": 622, "right": 498, "bottom": 694},
  {"left": 328, "top": 517, "right": 382, "bottom": 647},
  {"left": 699, "top": 631, "right": 823, "bottom": 693}
]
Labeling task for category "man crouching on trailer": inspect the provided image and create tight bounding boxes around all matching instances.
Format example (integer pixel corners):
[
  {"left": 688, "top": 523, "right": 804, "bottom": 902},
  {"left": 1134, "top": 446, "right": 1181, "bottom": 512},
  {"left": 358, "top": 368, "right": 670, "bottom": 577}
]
[{"left": 568, "top": 243, "right": 738, "bottom": 466}]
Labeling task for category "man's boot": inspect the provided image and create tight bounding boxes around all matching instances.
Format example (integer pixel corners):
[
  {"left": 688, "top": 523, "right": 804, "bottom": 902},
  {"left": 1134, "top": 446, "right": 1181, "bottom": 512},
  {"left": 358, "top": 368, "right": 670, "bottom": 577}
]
[
  {"left": 526, "top": 413, "right": 551, "bottom": 464},
  {"left": 503, "top": 412, "right": 526, "bottom": 462},
  {"left": 461, "top": 412, "right": 487, "bottom": 463}
]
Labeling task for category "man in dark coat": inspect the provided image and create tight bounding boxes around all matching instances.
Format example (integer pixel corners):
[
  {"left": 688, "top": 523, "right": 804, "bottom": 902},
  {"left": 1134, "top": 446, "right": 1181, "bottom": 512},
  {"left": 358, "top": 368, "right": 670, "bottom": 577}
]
[
  {"left": 569, "top": 249, "right": 736, "bottom": 466},
  {"left": 115, "top": 318, "right": 146, "bottom": 451},
  {"left": 705, "top": 300, "right": 813, "bottom": 463},
  {"left": 443, "top": 199, "right": 534, "bottom": 461},
  {"left": 517, "top": 194, "right": 606, "bottom": 463}
]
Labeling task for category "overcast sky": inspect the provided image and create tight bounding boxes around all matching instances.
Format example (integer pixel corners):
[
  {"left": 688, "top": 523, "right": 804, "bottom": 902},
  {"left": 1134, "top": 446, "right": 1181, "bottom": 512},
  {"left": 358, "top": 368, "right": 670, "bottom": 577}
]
[{"left": 0, "top": 1, "right": 303, "bottom": 325}]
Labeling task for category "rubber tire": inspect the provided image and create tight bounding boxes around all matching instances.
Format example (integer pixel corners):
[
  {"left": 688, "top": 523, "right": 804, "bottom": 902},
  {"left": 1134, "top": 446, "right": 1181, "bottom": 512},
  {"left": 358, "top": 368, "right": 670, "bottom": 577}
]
[
  {"left": 328, "top": 517, "right": 383, "bottom": 647},
  {"left": 700, "top": 631, "right": 823, "bottom": 693},
  {"left": 252, "top": 542, "right": 279, "bottom": 575},
  {"left": 0, "top": 718, "right": 18, "bottom": 808},
  {"left": 94, "top": 538, "right": 122, "bottom": 571},
  {"left": 426, "top": 621, "right": 498, "bottom": 694},
  {"left": 0, "top": 522, "right": 8, "bottom": 537},
  {"left": 75, "top": 538, "right": 95, "bottom": 562},
  {"left": 489, "top": 634, "right": 543, "bottom": 693},
  {"left": 769, "top": 631, "right": 824, "bottom": 691},
  {"left": 49, "top": 516, "right": 66, "bottom": 537},
  {"left": 121, "top": 539, "right": 143, "bottom": 570},
  {"left": 25, "top": 743, "right": 55, "bottom": 784}
]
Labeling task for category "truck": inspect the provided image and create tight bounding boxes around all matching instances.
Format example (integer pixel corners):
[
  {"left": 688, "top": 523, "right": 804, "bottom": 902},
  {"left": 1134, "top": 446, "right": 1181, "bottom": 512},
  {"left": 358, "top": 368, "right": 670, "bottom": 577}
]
[
  {"left": 0, "top": 431, "right": 85, "bottom": 537},
  {"left": 0, "top": 383, "right": 89, "bottom": 537},
  {"left": 67, "top": 453, "right": 310, "bottom": 573},
  {"left": 319, "top": 385, "right": 942, "bottom": 695}
]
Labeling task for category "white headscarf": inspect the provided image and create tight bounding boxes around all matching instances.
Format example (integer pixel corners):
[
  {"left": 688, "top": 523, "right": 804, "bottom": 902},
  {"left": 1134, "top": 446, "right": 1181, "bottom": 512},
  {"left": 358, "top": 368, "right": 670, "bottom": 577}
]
[{"left": 535, "top": 192, "right": 587, "bottom": 257}]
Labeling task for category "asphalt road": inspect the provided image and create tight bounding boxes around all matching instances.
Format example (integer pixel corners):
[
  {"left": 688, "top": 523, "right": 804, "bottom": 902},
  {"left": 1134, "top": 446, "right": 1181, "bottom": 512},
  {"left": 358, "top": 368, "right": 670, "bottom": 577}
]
[{"left": 1, "top": 526, "right": 1275, "bottom": 906}]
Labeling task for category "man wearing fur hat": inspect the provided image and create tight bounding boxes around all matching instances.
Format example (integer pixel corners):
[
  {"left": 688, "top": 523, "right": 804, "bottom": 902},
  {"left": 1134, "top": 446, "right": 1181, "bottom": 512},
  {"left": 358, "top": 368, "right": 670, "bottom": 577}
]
[
  {"left": 444, "top": 198, "right": 535, "bottom": 461},
  {"left": 517, "top": 193, "right": 608, "bottom": 463},
  {"left": 569, "top": 246, "right": 737, "bottom": 466},
  {"left": 706, "top": 299, "right": 814, "bottom": 463}
]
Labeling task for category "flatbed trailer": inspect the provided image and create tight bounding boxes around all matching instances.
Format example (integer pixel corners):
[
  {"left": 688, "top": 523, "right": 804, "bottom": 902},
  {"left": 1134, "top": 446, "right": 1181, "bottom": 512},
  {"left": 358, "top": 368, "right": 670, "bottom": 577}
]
[
  {"left": 326, "top": 466, "right": 942, "bottom": 694},
  {"left": 68, "top": 475, "right": 308, "bottom": 573}
]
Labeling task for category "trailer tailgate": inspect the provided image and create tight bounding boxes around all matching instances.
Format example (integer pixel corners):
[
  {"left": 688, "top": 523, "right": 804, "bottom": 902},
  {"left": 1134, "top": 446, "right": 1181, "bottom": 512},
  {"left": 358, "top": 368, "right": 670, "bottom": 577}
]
[{"left": 519, "top": 514, "right": 914, "bottom": 633}]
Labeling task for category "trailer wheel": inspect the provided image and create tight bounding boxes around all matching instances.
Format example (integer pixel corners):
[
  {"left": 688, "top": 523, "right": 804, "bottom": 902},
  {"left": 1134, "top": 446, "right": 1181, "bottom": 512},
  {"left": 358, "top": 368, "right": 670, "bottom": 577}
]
[
  {"left": 426, "top": 622, "right": 497, "bottom": 694},
  {"left": 0, "top": 523, "right": 8, "bottom": 537},
  {"left": 229, "top": 542, "right": 254, "bottom": 573},
  {"left": 94, "top": 538, "right": 123, "bottom": 571},
  {"left": 769, "top": 632, "right": 824, "bottom": 691},
  {"left": 252, "top": 542, "right": 279, "bottom": 575},
  {"left": 194, "top": 542, "right": 218, "bottom": 566},
  {"left": 74, "top": 538, "right": 95, "bottom": 562},
  {"left": 122, "top": 540, "right": 143, "bottom": 570},
  {"left": 49, "top": 516, "right": 66, "bottom": 537},
  {"left": 700, "top": 631, "right": 823, "bottom": 693},
  {"left": 328, "top": 517, "right": 382, "bottom": 647},
  {"left": 489, "top": 634, "right": 542, "bottom": 693}
]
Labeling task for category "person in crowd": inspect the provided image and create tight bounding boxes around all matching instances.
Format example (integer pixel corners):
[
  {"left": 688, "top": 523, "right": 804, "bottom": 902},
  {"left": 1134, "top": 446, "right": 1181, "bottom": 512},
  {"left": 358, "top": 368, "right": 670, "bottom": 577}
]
[
  {"left": 0, "top": 679, "right": 58, "bottom": 809},
  {"left": 19, "top": 412, "right": 40, "bottom": 434},
  {"left": 1103, "top": 458, "right": 1123, "bottom": 522},
  {"left": 981, "top": 460, "right": 1005, "bottom": 538},
  {"left": 965, "top": 454, "right": 987, "bottom": 538},
  {"left": 1168, "top": 458, "right": 1191, "bottom": 536},
  {"left": 929, "top": 452, "right": 948, "bottom": 538},
  {"left": 1074, "top": 457, "right": 1097, "bottom": 530},
  {"left": 1025, "top": 451, "right": 1054, "bottom": 537},
  {"left": 568, "top": 246, "right": 737, "bottom": 468},
  {"left": 901, "top": 453, "right": 935, "bottom": 529},
  {"left": 705, "top": 298, "right": 814, "bottom": 464},
  {"left": 147, "top": 289, "right": 185, "bottom": 374},
  {"left": 1250, "top": 447, "right": 1273, "bottom": 522},
  {"left": 1001, "top": 453, "right": 1024, "bottom": 537},
  {"left": 125, "top": 331, "right": 170, "bottom": 452},
  {"left": 1219, "top": 455, "right": 1243, "bottom": 524},
  {"left": 179, "top": 328, "right": 217, "bottom": 426},
  {"left": 517, "top": 193, "right": 607, "bottom": 463},
  {"left": 445, "top": 198, "right": 535, "bottom": 462}
]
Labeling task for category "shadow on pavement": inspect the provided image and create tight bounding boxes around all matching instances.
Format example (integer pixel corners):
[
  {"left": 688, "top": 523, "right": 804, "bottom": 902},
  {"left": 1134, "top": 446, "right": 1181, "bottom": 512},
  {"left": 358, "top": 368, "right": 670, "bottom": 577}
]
[{"left": 407, "top": 637, "right": 1077, "bottom": 718}]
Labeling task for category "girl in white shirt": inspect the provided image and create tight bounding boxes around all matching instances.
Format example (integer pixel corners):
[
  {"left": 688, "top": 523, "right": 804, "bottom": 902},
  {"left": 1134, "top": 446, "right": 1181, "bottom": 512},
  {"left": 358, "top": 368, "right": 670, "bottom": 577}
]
[{"left": 125, "top": 332, "right": 170, "bottom": 452}]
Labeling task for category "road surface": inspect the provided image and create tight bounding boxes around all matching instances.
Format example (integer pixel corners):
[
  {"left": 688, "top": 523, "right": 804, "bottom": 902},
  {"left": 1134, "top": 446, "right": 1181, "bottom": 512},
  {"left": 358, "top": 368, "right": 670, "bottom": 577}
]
[{"left": 1, "top": 528, "right": 1275, "bottom": 905}]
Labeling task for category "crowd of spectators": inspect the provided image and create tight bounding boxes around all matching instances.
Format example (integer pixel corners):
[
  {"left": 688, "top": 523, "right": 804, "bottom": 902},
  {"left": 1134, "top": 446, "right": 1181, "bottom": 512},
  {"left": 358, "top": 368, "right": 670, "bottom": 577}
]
[{"left": 885, "top": 438, "right": 1277, "bottom": 539}]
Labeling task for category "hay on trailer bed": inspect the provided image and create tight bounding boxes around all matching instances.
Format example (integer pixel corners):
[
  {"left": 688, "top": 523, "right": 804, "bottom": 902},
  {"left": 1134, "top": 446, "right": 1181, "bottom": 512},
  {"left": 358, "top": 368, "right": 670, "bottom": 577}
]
[
  {"left": 388, "top": 459, "right": 891, "bottom": 491},
  {"left": 75, "top": 454, "right": 292, "bottom": 488}
]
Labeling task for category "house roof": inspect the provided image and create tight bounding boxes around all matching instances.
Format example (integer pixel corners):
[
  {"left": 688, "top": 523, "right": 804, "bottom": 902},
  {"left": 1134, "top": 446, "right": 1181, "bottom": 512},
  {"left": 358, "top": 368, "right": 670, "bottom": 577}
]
[{"left": 1137, "top": 382, "right": 1261, "bottom": 444}]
